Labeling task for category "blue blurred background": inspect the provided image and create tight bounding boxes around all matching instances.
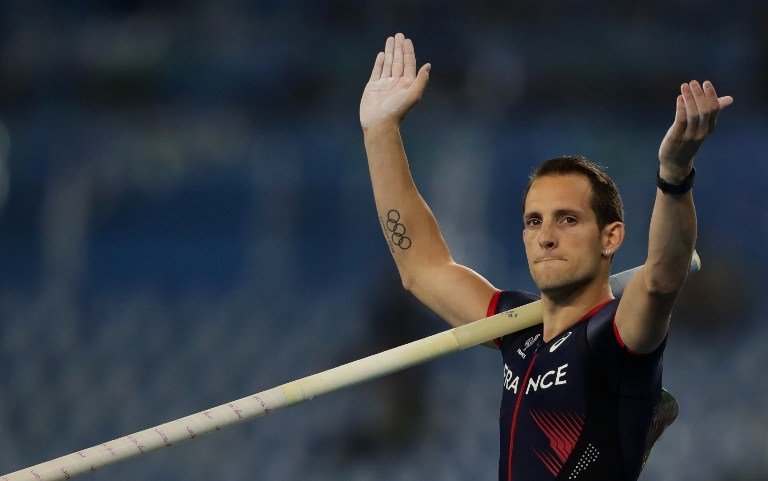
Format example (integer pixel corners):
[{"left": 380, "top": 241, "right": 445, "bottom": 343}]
[{"left": 0, "top": 1, "right": 766, "bottom": 480}]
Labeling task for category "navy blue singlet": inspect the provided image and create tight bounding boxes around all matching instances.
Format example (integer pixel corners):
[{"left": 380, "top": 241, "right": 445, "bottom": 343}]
[{"left": 489, "top": 290, "right": 665, "bottom": 481}]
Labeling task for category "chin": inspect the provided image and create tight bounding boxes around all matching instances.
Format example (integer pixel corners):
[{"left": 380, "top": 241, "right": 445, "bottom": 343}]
[
  {"left": 536, "top": 279, "right": 572, "bottom": 295},
  {"left": 533, "top": 271, "right": 592, "bottom": 298},
  {"left": 531, "top": 264, "right": 568, "bottom": 288},
  {"left": 532, "top": 271, "right": 566, "bottom": 291}
]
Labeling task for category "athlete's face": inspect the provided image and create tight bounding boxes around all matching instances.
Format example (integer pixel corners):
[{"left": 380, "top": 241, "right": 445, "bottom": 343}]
[{"left": 522, "top": 174, "right": 613, "bottom": 298}]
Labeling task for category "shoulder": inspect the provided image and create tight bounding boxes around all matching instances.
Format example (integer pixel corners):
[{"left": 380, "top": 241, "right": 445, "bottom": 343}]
[
  {"left": 488, "top": 289, "right": 540, "bottom": 317},
  {"left": 584, "top": 298, "right": 622, "bottom": 351},
  {"left": 586, "top": 298, "right": 666, "bottom": 356},
  {"left": 585, "top": 299, "right": 666, "bottom": 396},
  {"left": 489, "top": 290, "right": 541, "bottom": 349}
]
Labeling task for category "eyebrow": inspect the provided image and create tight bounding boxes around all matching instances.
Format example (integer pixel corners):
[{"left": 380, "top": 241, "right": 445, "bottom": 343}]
[{"left": 523, "top": 208, "right": 584, "bottom": 220}]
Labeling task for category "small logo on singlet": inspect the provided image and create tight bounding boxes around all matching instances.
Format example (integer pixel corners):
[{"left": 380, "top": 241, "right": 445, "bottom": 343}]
[
  {"left": 525, "top": 334, "right": 540, "bottom": 349},
  {"left": 549, "top": 331, "right": 572, "bottom": 353},
  {"left": 517, "top": 333, "right": 541, "bottom": 359}
]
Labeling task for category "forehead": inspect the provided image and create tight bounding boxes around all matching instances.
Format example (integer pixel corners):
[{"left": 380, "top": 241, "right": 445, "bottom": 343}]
[{"left": 524, "top": 174, "right": 593, "bottom": 215}]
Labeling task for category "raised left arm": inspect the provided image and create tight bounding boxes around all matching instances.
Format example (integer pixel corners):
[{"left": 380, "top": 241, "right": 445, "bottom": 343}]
[{"left": 616, "top": 80, "right": 733, "bottom": 353}]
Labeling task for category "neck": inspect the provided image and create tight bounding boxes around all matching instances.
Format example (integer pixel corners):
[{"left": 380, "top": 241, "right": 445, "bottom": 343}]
[{"left": 540, "top": 276, "right": 613, "bottom": 342}]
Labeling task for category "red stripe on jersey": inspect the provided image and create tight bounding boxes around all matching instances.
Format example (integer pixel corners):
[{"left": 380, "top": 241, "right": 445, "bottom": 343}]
[
  {"left": 533, "top": 448, "right": 561, "bottom": 477},
  {"left": 507, "top": 352, "right": 538, "bottom": 481},
  {"left": 487, "top": 290, "right": 502, "bottom": 317},
  {"left": 583, "top": 299, "right": 612, "bottom": 322},
  {"left": 612, "top": 319, "right": 647, "bottom": 356},
  {"left": 487, "top": 290, "right": 502, "bottom": 347},
  {"left": 530, "top": 409, "right": 586, "bottom": 475}
]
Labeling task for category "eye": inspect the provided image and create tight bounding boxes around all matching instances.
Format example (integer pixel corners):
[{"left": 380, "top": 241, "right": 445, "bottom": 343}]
[
  {"left": 562, "top": 216, "right": 577, "bottom": 225},
  {"left": 525, "top": 218, "right": 541, "bottom": 227}
]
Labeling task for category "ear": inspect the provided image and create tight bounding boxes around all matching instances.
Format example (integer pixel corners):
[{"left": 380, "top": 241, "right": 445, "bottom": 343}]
[{"left": 602, "top": 221, "right": 624, "bottom": 255}]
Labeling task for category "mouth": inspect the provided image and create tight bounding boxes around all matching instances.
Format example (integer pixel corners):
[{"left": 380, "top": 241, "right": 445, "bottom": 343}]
[{"left": 535, "top": 257, "right": 565, "bottom": 264}]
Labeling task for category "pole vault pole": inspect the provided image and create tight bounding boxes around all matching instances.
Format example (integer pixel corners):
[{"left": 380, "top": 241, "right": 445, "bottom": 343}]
[{"left": 1, "top": 253, "right": 700, "bottom": 481}]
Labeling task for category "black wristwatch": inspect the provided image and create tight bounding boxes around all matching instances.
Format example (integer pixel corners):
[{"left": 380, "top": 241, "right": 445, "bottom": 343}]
[{"left": 657, "top": 167, "right": 695, "bottom": 195}]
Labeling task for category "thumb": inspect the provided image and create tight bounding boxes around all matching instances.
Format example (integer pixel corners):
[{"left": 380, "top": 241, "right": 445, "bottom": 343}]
[{"left": 410, "top": 63, "right": 431, "bottom": 101}]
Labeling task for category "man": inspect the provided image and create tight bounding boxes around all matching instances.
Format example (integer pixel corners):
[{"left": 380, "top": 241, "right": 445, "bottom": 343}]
[{"left": 360, "top": 33, "right": 731, "bottom": 481}]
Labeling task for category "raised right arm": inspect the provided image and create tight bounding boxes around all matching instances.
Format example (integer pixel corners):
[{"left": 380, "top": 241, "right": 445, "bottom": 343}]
[{"left": 361, "top": 33, "right": 496, "bottom": 328}]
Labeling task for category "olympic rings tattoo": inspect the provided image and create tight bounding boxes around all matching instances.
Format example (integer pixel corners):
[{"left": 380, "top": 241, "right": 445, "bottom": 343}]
[{"left": 385, "top": 209, "right": 412, "bottom": 249}]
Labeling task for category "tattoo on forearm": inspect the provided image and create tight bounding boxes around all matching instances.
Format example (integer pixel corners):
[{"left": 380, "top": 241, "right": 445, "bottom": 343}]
[{"left": 380, "top": 209, "right": 412, "bottom": 250}]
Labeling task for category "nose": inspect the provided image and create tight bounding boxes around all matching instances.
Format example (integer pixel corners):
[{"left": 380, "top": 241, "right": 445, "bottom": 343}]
[{"left": 537, "top": 221, "right": 557, "bottom": 250}]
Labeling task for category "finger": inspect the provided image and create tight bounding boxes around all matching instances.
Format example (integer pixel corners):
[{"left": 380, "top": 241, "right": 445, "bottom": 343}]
[
  {"left": 718, "top": 96, "right": 734, "bottom": 108},
  {"left": 702, "top": 81, "right": 734, "bottom": 132},
  {"left": 680, "top": 83, "right": 699, "bottom": 137},
  {"left": 392, "top": 33, "right": 405, "bottom": 78},
  {"left": 369, "top": 52, "right": 384, "bottom": 81},
  {"left": 403, "top": 38, "right": 417, "bottom": 78},
  {"left": 382, "top": 36, "right": 394, "bottom": 78},
  {"left": 704, "top": 80, "right": 733, "bottom": 132},
  {"left": 702, "top": 80, "right": 721, "bottom": 111},
  {"left": 667, "top": 94, "right": 687, "bottom": 140},
  {"left": 703, "top": 80, "right": 735, "bottom": 109},
  {"left": 409, "top": 63, "right": 431, "bottom": 102},
  {"left": 702, "top": 80, "right": 721, "bottom": 131},
  {"left": 689, "top": 80, "right": 710, "bottom": 138}
]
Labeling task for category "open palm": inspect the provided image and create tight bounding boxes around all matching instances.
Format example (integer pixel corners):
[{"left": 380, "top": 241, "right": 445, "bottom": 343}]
[{"left": 360, "top": 33, "right": 430, "bottom": 128}]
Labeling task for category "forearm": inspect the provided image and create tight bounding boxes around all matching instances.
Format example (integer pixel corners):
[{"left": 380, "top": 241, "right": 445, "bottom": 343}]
[
  {"left": 644, "top": 165, "right": 697, "bottom": 295},
  {"left": 615, "top": 81, "right": 730, "bottom": 352},
  {"left": 358, "top": 34, "right": 496, "bottom": 327},
  {"left": 364, "top": 121, "right": 453, "bottom": 287}
]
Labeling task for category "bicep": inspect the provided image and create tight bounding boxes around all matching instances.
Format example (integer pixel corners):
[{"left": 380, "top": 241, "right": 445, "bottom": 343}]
[
  {"left": 407, "top": 262, "right": 497, "bottom": 328},
  {"left": 615, "top": 266, "right": 678, "bottom": 354}
]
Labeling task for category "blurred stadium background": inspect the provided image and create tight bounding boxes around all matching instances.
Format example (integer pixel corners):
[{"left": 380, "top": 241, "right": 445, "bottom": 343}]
[{"left": 0, "top": 1, "right": 766, "bottom": 480}]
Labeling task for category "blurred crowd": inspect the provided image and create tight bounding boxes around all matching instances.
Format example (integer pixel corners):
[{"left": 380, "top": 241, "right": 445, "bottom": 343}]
[{"left": 0, "top": 1, "right": 766, "bottom": 480}]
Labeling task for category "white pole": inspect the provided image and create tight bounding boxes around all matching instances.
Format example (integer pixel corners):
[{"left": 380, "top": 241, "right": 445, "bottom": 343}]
[{"left": 1, "top": 253, "right": 700, "bottom": 481}]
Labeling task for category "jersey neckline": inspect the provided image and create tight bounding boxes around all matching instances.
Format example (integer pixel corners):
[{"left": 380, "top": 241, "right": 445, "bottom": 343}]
[{"left": 540, "top": 298, "right": 615, "bottom": 345}]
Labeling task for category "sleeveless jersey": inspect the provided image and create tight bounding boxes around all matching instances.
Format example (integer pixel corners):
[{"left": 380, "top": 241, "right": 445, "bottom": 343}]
[{"left": 489, "top": 290, "right": 665, "bottom": 481}]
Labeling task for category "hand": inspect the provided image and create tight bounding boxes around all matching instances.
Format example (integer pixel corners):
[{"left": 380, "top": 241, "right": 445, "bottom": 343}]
[
  {"left": 360, "top": 33, "right": 431, "bottom": 129},
  {"left": 658, "top": 80, "right": 733, "bottom": 180}
]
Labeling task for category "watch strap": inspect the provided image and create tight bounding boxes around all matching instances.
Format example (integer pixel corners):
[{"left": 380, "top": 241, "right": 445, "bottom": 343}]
[{"left": 657, "top": 167, "right": 695, "bottom": 194}]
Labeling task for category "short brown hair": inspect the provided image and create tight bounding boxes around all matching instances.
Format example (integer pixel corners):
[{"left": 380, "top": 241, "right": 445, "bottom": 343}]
[{"left": 523, "top": 155, "right": 624, "bottom": 230}]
